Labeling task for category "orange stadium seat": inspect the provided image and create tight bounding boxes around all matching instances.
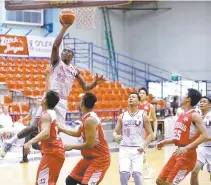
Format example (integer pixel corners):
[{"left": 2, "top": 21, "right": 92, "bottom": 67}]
[
  {"left": 116, "top": 81, "right": 122, "bottom": 88},
  {"left": 0, "top": 74, "right": 5, "bottom": 82},
  {"left": 4, "top": 95, "right": 12, "bottom": 104},
  {"left": 110, "top": 81, "right": 115, "bottom": 88},
  {"left": 23, "top": 87, "right": 33, "bottom": 98},
  {"left": 21, "top": 103, "right": 30, "bottom": 114}
]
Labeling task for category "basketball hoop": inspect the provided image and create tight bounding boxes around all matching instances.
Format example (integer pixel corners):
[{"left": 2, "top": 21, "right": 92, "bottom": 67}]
[
  {"left": 5, "top": 0, "right": 131, "bottom": 29},
  {"left": 74, "top": 7, "right": 96, "bottom": 29}
]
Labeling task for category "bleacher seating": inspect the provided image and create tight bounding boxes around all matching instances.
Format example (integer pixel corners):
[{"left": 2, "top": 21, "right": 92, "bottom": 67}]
[{"left": 0, "top": 57, "right": 137, "bottom": 120}]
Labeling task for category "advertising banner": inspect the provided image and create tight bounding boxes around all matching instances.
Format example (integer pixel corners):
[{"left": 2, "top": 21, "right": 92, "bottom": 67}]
[{"left": 0, "top": 34, "right": 29, "bottom": 56}]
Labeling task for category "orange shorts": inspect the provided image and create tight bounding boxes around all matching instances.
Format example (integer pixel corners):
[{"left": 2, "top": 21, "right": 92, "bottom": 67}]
[
  {"left": 158, "top": 149, "right": 197, "bottom": 184},
  {"left": 36, "top": 154, "right": 64, "bottom": 185},
  {"left": 70, "top": 158, "right": 110, "bottom": 185}
]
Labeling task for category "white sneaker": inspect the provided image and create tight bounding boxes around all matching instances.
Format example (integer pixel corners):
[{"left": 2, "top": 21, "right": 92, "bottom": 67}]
[
  {"left": 0, "top": 147, "right": 6, "bottom": 158},
  {"left": 144, "top": 167, "right": 153, "bottom": 179},
  {"left": 0, "top": 142, "right": 12, "bottom": 158}
]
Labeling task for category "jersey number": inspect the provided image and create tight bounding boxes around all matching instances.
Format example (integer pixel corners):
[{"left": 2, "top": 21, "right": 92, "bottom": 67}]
[
  {"left": 174, "top": 130, "right": 182, "bottom": 140},
  {"left": 124, "top": 128, "right": 130, "bottom": 137}
]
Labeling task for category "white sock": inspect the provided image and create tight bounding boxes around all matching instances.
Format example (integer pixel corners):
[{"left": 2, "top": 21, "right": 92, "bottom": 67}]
[
  {"left": 7, "top": 135, "right": 19, "bottom": 144},
  {"left": 145, "top": 162, "right": 150, "bottom": 169}
]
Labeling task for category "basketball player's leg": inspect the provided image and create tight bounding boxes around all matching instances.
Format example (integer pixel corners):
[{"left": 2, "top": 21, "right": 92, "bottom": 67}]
[
  {"left": 206, "top": 147, "right": 211, "bottom": 182},
  {"left": 143, "top": 133, "right": 153, "bottom": 179},
  {"left": 156, "top": 155, "right": 177, "bottom": 185},
  {"left": 190, "top": 146, "right": 206, "bottom": 185},
  {"left": 119, "top": 147, "right": 132, "bottom": 185},
  {"left": 65, "top": 176, "right": 81, "bottom": 185},
  {"left": 131, "top": 148, "right": 144, "bottom": 185},
  {"left": 20, "top": 134, "right": 32, "bottom": 163},
  {"left": 0, "top": 118, "right": 39, "bottom": 158},
  {"left": 164, "top": 153, "right": 196, "bottom": 185},
  {"left": 36, "top": 154, "right": 64, "bottom": 185},
  {"left": 66, "top": 158, "right": 89, "bottom": 185}
]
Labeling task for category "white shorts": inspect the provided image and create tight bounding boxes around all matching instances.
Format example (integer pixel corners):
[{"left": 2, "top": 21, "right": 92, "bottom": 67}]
[
  {"left": 197, "top": 146, "right": 211, "bottom": 172},
  {"left": 119, "top": 146, "right": 144, "bottom": 174}
]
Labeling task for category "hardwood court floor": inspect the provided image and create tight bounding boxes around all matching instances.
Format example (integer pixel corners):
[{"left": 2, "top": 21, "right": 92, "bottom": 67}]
[{"left": 0, "top": 146, "right": 210, "bottom": 185}]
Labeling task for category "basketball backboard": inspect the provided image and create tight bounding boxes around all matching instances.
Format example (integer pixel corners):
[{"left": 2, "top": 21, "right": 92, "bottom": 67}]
[{"left": 5, "top": 0, "right": 131, "bottom": 10}]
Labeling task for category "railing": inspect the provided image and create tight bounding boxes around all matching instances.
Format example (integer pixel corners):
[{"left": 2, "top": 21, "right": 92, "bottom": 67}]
[
  {"left": 63, "top": 35, "right": 210, "bottom": 96},
  {"left": 63, "top": 36, "right": 170, "bottom": 89}
]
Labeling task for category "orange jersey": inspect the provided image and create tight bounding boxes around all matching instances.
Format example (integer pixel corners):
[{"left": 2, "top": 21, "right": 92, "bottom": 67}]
[
  {"left": 173, "top": 109, "right": 199, "bottom": 147},
  {"left": 80, "top": 112, "right": 110, "bottom": 163},
  {"left": 138, "top": 101, "right": 151, "bottom": 116},
  {"left": 38, "top": 110, "right": 65, "bottom": 159}
]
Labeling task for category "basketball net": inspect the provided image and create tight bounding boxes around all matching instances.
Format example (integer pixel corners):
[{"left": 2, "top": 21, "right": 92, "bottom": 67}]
[{"left": 73, "top": 7, "right": 96, "bottom": 29}]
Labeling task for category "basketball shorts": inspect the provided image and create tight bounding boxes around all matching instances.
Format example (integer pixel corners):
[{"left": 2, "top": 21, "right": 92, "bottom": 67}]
[
  {"left": 36, "top": 99, "right": 67, "bottom": 126},
  {"left": 36, "top": 154, "right": 64, "bottom": 185},
  {"left": 119, "top": 146, "right": 144, "bottom": 174},
  {"left": 197, "top": 146, "right": 211, "bottom": 172},
  {"left": 70, "top": 158, "right": 110, "bottom": 185},
  {"left": 158, "top": 149, "right": 197, "bottom": 185}
]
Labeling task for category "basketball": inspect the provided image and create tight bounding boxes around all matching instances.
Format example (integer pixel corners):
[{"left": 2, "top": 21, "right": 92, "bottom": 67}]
[{"left": 59, "top": 9, "right": 75, "bottom": 25}]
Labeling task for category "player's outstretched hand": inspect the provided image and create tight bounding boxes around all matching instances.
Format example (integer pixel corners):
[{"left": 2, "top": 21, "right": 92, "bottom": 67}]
[
  {"left": 60, "top": 20, "right": 72, "bottom": 29},
  {"left": 24, "top": 142, "right": 31, "bottom": 155},
  {"left": 173, "top": 147, "right": 188, "bottom": 156},
  {"left": 114, "top": 135, "right": 123, "bottom": 144},
  {"left": 64, "top": 145, "right": 74, "bottom": 151},
  {"left": 156, "top": 141, "right": 164, "bottom": 150},
  {"left": 94, "top": 74, "right": 106, "bottom": 85}
]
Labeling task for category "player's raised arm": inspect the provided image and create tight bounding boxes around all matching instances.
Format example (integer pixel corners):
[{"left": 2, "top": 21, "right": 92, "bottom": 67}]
[
  {"left": 113, "top": 114, "right": 123, "bottom": 144},
  {"left": 51, "top": 23, "right": 71, "bottom": 66},
  {"left": 76, "top": 72, "right": 106, "bottom": 92}
]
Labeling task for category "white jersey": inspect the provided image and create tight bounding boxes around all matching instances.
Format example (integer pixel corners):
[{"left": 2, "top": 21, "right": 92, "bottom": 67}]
[
  {"left": 200, "top": 110, "right": 211, "bottom": 147},
  {"left": 50, "top": 60, "right": 78, "bottom": 100},
  {"left": 120, "top": 110, "right": 145, "bottom": 147}
]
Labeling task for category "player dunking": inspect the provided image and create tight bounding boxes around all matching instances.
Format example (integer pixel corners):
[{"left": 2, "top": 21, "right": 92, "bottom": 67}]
[
  {"left": 24, "top": 90, "right": 64, "bottom": 185},
  {"left": 0, "top": 21, "right": 105, "bottom": 158},
  {"left": 190, "top": 96, "right": 211, "bottom": 185},
  {"left": 156, "top": 88, "right": 208, "bottom": 185},
  {"left": 113, "top": 92, "right": 153, "bottom": 185},
  {"left": 58, "top": 92, "right": 110, "bottom": 185},
  {"left": 138, "top": 87, "right": 157, "bottom": 178}
]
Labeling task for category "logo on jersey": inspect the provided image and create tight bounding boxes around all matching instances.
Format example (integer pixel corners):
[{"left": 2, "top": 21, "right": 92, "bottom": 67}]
[
  {"left": 39, "top": 178, "right": 46, "bottom": 184},
  {"left": 135, "top": 120, "right": 142, "bottom": 126},
  {"left": 124, "top": 120, "right": 141, "bottom": 127},
  {"left": 144, "top": 106, "right": 149, "bottom": 110},
  {"left": 175, "top": 122, "right": 187, "bottom": 132},
  {"left": 183, "top": 117, "right": 189, "bottom": 122}
]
